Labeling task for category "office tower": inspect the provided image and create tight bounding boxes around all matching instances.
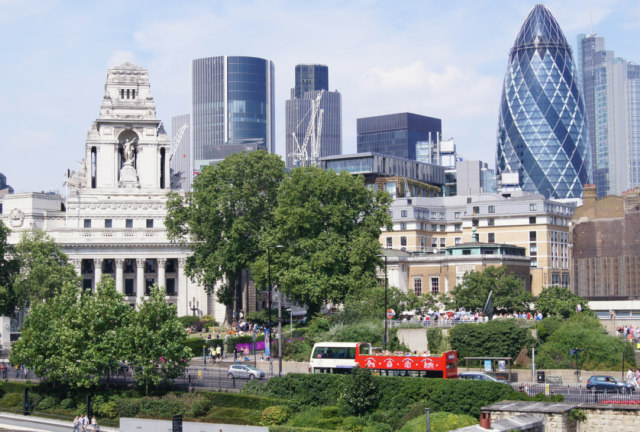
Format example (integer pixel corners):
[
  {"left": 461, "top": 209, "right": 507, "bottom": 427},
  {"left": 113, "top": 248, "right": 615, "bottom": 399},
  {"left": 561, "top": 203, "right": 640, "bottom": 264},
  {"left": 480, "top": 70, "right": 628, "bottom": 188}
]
[
  {"left": 286, "top": 64, "right": 341, "bottom": 168},
  {"left": 496, "top": 5, "right": 591, "bottom": 199},
  {"left": 294, "top": 64, "right": 328, "bottom": 99},
  {"left": 191, "top": 56, "right": 275, "bottom": 174},
  {"left": 357, "top": 113, "right": 441, "bottom": 161},
  {"left": 170, "top": 114, "right": 190, "bottom": 191},
  {"left": 578, "top": 34, "right": 640, "bottom": 197}
]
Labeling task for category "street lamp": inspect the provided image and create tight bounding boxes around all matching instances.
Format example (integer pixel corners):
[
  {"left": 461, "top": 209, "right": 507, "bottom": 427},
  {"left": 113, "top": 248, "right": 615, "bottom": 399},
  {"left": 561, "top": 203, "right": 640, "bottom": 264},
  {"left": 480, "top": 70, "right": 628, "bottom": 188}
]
[
  {"left": 378, "top": 253, "right": 389, "bottom": 351},
  {"left": 267, "top": 245, "right": 283, "bottom": 356},
  {"left": 189, "top": 297, "right": 199, "bottom": 317}
]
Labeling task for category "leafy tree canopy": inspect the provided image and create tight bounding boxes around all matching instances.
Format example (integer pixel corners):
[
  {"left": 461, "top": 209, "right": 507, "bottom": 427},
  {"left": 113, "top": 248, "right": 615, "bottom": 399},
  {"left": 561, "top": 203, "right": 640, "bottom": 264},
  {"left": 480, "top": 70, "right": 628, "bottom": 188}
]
[
  {"left": 451, "top": 266, "right": 533, "bottom": 313},
  {"left": 12, "top": 229, "right": 78, "bottom": 308},
  {"left": 254, "top": 167, "right": 391, "bottom": 315},
  {"left": 165, "top": 151, "right": 286, "bottom": 320},
  {"left": 449, "top": 319, "right": 535, "bottom": 360},
  {"left": 535, "top": 285, "right": 589, "bottom": 318},
  {"left": 0, "top": 223, "right": 18, "bottom": 314}
]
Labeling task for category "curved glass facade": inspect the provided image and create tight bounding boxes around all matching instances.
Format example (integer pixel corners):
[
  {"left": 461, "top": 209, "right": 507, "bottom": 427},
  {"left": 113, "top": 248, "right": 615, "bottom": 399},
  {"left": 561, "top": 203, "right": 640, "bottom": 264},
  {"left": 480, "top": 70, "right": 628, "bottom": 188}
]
[{"left": 496, "top": 5, "right": 591, "bottom": 199}]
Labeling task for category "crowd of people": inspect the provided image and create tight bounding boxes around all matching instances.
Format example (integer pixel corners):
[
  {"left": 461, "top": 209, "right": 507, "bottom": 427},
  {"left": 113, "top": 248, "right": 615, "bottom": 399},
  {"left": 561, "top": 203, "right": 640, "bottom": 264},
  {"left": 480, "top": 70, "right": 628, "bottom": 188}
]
[
  {"left": 626, "top": 369, "right": 640, "bottom": 389},
  {"left": 72, "top": 414, "right": 97, "bottom": 431},
  {"left": 397, "top": 309, "right": 547, "bottom": 324}
]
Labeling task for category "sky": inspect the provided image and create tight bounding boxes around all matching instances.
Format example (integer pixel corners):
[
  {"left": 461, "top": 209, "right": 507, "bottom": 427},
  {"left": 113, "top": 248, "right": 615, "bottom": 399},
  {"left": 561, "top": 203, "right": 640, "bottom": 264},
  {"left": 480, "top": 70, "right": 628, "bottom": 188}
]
[{"left": 1, "top": 0, "right": 639, "bottom": 193}]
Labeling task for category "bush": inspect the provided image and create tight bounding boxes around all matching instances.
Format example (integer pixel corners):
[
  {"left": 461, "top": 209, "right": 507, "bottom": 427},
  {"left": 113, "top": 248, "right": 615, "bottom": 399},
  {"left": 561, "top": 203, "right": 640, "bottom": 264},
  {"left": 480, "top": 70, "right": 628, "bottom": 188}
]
[
  {"left": 186, "top": 397, "right": 213, "bottom": 417},
  {"left": 449, "top": 319, "right": 534, "bottom": 361},
  {"left": 178, "top": 316, "right": 199, "bottom": 328},
  {"left": 338, "top": 368, "right": 379, "bottom": 416},
  {"left": 96, "top": 401, "right": 118, "bottom": 419},
  {"left": 37, "top": 396, "right": 58, "bottom": 411},
  {"left": 201, "top": 391, "right": 286, "bottom": 411},
  {"left": 399, "top": 411, "right": 477, "bottom": 432},
  {"left": 260, "top": 405, "right": 290, "bottom": 425},
  {"left": 183, "top": 336, "right": 207, "bottom": 357},
  {"left": 204, "top": 406, "right": 261, "bottom": 425},
  {"left": 60, "top": 398, "right": 76, "bottom": 410},
  {"left": 427, "top": 327, "right": 444, "bottom": 353},
  {"left": 0, "top": 392, "right": 23, "bottom": 408},
  {"left": 536, "top": 316, "right": 563, "bottom": 343},
  {"left": 241, "top": 373, "right": 344, "bottom": 409},
  {"left": 116, "top": 398, "right": 141, "bottom": 418}
]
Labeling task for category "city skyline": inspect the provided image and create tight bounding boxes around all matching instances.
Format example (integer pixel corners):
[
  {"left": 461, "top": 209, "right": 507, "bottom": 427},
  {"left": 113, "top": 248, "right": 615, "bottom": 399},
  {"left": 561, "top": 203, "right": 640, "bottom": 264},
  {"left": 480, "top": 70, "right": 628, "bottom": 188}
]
[{"left": 2, "top": 0, "right": 639, "bottom": 192}]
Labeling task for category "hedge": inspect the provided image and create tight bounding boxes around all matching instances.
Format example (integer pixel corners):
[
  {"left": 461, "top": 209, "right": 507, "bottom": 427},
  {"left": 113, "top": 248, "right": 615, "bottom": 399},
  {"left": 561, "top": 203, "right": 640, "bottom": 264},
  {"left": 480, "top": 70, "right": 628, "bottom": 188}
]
[{"left": 241, "top": 374, "right": 344, "bottom": 409}]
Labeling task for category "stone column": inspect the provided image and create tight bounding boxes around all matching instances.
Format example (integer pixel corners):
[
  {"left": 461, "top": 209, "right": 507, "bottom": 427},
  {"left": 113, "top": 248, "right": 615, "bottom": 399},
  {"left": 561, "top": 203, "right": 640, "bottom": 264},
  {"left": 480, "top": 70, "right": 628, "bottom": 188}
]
[
  {"left": 157, "top": 258, "right": 166, "bottom": 290},
  {"left": 115, "top": 259, "right": 124, "bottom": 294},
  {"left": 93, "top": 258, "right": 102, "bottom": 288},
  {"left": 177, "top": 258, "right": 187, "bottom": 315},
  {"left": 136, "top": 258, "right": 146, "bottom": 306}
]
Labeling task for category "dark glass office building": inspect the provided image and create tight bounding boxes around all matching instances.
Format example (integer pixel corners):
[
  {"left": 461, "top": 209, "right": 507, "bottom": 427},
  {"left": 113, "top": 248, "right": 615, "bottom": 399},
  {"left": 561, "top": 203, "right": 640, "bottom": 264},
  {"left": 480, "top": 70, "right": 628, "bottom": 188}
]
[
  {"left": 357, "top": 113, "right": 441, "bottom": 161},
  {"left": 496, "top": 5, "right": 591, "bottom": 199},
  {"left": 191, "top": 56, "right": 275, "bottom": 172},
  {"left": 294, "top": 64, "right": 328, "bottom": 99}
]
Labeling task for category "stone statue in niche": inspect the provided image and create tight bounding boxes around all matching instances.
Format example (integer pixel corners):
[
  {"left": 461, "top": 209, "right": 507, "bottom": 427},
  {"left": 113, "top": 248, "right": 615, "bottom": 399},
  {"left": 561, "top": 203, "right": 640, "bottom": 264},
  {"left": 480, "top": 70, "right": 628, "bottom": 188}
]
[
  {"left": 123, "top": 137, "right": 136, "bottom": 164},
  {"left": 119, "top": 136, "right": 140, "bottom": 188}
]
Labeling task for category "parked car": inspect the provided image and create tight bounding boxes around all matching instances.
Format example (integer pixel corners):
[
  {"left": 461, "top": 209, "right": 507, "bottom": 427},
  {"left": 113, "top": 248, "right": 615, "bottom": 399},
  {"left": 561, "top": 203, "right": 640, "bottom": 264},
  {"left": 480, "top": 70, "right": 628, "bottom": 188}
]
[
  {"left": 227, "top": 364, "right": 265, "bottom": 380},
  {"left": 586, "top": 375, "right": 635, "bottom": 393},
  {"left": 458, "top": 372, "right": 507, "bottom": 383}
]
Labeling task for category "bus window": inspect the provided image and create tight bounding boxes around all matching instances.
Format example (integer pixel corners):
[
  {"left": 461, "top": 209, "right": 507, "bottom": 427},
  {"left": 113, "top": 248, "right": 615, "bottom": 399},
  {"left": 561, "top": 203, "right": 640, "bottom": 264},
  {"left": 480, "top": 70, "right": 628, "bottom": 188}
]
[
  {"left": 358, "top": 344, "right": 371, "bottom": 355},
  {"left": 313, "top": 347, "right": 328, "bottom": 358}
]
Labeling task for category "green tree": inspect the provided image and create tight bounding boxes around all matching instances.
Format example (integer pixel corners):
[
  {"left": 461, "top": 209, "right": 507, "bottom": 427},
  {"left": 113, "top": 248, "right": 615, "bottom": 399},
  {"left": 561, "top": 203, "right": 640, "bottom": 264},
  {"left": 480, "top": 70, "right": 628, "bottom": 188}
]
[
  {"left": 338, "top": 367, "right": 380, "bottom": 415},
  {"left": 535, "top": 285, "right": 589, "bottom": 318},
  {"left": 12, "top": 230, "right": 78, "bottom": 308},
  {"left": 165, "top": 151, "right": 285, "bottom": 322},
  {"left": 0, "top": 223, "right": 18, "bottom": 314},
  {"left": 449, "top": 319, "right": 534, "bottom": 360},
  {"left": 255, "top": 167, "right": 391, "bottom": 316},
  {"left": 10, "top": 276, "right": 132, "bottom": 387},
  {"left": 451, "top": 266, "right": 533, "bottom": 313},
  {"left": 123, "top": 285, "right": 191, "bottom": 394}
]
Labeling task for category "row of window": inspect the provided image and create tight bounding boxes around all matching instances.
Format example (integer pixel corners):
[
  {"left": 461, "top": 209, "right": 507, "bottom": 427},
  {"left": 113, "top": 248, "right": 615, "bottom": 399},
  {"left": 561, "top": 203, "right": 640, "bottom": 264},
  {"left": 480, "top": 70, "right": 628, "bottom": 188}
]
[
  {"left": 412, "top": 276, "right": 439, "bottom": 296},
  {"left": 83, "top": 219, "right": 155, "bottom": 229}
]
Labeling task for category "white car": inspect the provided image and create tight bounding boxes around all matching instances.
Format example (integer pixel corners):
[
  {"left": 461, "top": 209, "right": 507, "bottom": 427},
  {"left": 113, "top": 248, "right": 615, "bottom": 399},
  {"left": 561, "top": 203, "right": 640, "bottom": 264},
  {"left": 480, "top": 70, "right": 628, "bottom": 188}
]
[
  {"left": 227, "top": 364, "right": 265, "bottom": 380},
  {"left": 458, "top": 372, "right": 507, "bottom": 383}
]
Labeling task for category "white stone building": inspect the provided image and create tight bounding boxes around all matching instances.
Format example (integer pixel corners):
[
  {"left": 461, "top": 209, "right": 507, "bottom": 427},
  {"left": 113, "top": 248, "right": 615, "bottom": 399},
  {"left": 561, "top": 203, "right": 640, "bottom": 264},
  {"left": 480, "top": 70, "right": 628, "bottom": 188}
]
[{"left": 0, "top": 63, "right": 218, "bottom": 319}]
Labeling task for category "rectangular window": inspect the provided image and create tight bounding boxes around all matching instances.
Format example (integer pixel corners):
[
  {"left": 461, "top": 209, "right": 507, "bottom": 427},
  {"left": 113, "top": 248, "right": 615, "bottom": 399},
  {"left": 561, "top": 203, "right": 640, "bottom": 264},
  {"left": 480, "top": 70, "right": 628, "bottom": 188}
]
[
  {"left": 440, "top": 238, "right": 446, "bottom": 247},
  {"left": 430, "top": 277, "right": 439, "bottom": 294},
  {"left": 145, "top": 278, "right": 155, "bottom": 295},
  {"left": 104, "top": 219, "right": 112, "bottom": 228},
  {"left": 529, "top": 245, "right": 537, "bottom": 256},
  {"left": 488, "top": 218, "right": 495, "bottom": 226},
  {"left": 488, "top": 205, "right": 495, "bottom": 213},
  {"left": 529, "top": 231, "right": 537, "bottom": 241},
  {"left": 386, "top": 237, "right": 392, "bottom": 248},
  {"left": 83, "top": 219, "right": 91, "bottom": 228},
  {"left": 439, "top": 225, "right": 445, "bottom": 232},
  {"left": 455, "top": 224, "right": 462, "bottom": 231},
  {"left": 413, "top": 278, "right": 422, "bottom": 296},
  {"left": 146, "top": 219, "right": 154, "bottom": 228},
  {"left": 530, "top": 203, "right": 537, "bottom": 211},
  {"left": 473, "top": 206, "right": 480, "bottom": 214},
  {"left": 401, "top": 210, "right": 407, "bottom": 218},
  {"left": 488, "top": 233, "right": 495, "bottom": 243},
  {"left": 561, "top": 274, "right": 569, "bottom": 287},
  {"left": 455, "top": 237, "right": 462, "bottom": 245},
  {"left": 400, "top": 236, "right": 407, "bottom": 247},
  {"left": 420, "top": 236, "right": 426, "bottom": 251},
  {"left": 126, "top": 219, "right": 133, "bottom": 228},
  {"left": 431, "top": 238, "right": 438, "bottom": 248},
  {"left": 551, "top": 273, "right": 559, "bottom": 285},
  {"left": 166, "top": 278, "right": 176, "bottom": 296},
  {"left": 124, "top": 279, "right": 134, "bottom": 296},
  {"left": 454, "top": 212, "right": 461, "bottom": 219},
  {"left": 529, "top": 216, "right": 536, "bottom": 224},
  {"left": 400, "top": 222, "right": 406, "bottom": 230},
  {"left": 439, "top": 212, "right": 445, "bottom": 219},
  {"left": 431, "top": 224, "right": 437, "bottom": 231},
  {"left": 531, "top": 259, "right": 537, "bottom": 268}
]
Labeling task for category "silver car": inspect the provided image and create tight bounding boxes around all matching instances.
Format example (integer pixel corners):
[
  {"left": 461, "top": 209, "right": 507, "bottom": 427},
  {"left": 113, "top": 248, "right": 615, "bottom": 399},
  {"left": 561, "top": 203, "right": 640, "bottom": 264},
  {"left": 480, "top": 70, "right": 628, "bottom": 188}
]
[
  {"left": 458, "top": 372, "right": 507, "bottom": 383},
  {"left": 227, "top": 364, "right": 265, "bottom": 380}
]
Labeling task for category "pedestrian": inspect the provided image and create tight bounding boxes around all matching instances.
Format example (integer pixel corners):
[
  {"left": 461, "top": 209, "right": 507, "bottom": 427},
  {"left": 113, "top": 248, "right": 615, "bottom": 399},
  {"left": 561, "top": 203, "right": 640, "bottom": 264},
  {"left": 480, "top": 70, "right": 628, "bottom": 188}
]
[
  {"left": 81, "top": 414, "right": 88, "bottom": 432},
  {"left": 72, "top": 415, "right": 80, "bottom": 432},
  {"left": 91, "top": 415, "right": 98, "bottom": 431},
  {"left": 627, "top": 368, "right": 634, "bottom": 385},
  {"left": 215, "top": 345, "right": 221, "bottom": 361}
]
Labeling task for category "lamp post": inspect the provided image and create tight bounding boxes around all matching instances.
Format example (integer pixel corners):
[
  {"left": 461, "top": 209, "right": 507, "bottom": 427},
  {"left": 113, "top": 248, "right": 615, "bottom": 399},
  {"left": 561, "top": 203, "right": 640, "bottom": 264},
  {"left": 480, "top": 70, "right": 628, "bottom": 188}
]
[
  {"left": 267, "top": 245, "right": 283, "bottom": 354},
  {"left": 378, "top": 254, "right": 389, "bottom": 351},
  {"left": 189, "top": 297, "right": 199, "bottom": 317}
]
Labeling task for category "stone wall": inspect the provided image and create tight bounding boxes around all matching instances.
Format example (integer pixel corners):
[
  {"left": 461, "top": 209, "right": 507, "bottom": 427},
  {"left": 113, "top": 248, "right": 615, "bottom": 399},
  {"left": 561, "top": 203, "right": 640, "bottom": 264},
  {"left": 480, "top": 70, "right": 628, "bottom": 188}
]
[{"left": 578, "top": 404, "right": 640, "bottom": 431}]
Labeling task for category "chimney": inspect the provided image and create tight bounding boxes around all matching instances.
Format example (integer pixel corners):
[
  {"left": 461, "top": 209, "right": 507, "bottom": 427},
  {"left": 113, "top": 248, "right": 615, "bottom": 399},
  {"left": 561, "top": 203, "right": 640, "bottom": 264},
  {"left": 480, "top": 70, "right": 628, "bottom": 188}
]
[
  {"left": 479, "top": 411, "right": 492, "bottom": 429},
  {"left": 582, "top": 184, "right": 596, "bottom": 204}
]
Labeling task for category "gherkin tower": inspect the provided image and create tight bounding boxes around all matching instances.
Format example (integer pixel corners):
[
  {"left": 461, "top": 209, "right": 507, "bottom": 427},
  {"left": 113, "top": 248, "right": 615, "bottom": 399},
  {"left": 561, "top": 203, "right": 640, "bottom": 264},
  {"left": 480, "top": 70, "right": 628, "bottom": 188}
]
[{"left": 496, "top": 4, "right": 591, "bottom": 199}]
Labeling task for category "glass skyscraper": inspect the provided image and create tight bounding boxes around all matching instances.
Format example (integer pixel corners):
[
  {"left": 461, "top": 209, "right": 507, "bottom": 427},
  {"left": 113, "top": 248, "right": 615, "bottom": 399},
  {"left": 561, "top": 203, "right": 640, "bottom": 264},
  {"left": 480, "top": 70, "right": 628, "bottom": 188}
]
[
  {"left": 357, "top": 113, "right": 441, "bottom": 161},
  {"left": 496, "top": 5, "right": 591, "bottom": 199},
  {"left": 578, "top": 34, "right": 640, "bottom": 197},
  {"left": 191, "top": 56, "right": 275, "bottom": 173},
  {"left": 286, "top": 64, "right": 341, "bottom": 169}
]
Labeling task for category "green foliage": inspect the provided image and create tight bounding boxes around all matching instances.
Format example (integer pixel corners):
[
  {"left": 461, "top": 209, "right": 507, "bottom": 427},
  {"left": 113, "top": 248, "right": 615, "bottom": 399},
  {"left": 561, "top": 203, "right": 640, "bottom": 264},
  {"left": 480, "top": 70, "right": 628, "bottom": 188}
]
[
  {"left": 322, "top": 320, "right": 405, "bottom": 351},
  {"left": 177, "top": 315, "right": 199, "bottom": 328},
  {"left": 260, "top": 405, "right": 290, "bottom": 426},
  {"left": 508, "top": 392, "right": 564, "bottom": 402},
  {"left": 183, "top": 336, "right": 207, "bottom": 357},
  {"left": 254, "top": 166, "right": 392, "bottom": 316},
  {"left": 334, "top": 285, "right": 422, "bottom": 324},
  {"left": 165, "top": 151, "right": 286, "bottom": 322},
  {"left": 245, "top": 308, "right": 277, "bottom": 325},
  {"left": 204, "top": 406, "right": 262, "bottom": 425},
  {"left": 536, "top": 313, "right": 636, "bottom": 370},
  {"left": 12, "top": 230, "right": 78, "bottom": 309},
  {"left": 536, "top": 316, "right": 564, "bottom": 343},
  {"left": 451, "top": 266, "right": 533, "bottom": 313},
  {"left": 427, "top": 327, "right": 444, "bottom": 353},
  {"left": 0, "top": 223, "right": 19, "bottom": 315},
  {"left": 449, "top": 319, "right": 535, "bottom": 360},
  {"left": 186, "top": 398, "right": 213, "bottom": 417},
  {"left": 536, "top": 286, "right": 589, "bottom": 318},
  {"left": 338, "top": 368, "right": 380, "bottom": 416},
  {"left": 122, "top": 285, "right": 191, "bottom": 394},
  {"left": 399, "top": 411, "right": 478, "bottom": 432},
  {"left": 200, "top": 391, "right": 288, "bottom": 411},
  {"left": 241, "top": 373, "right": 344, "bottom": 409},
  {"left": 0, "top": 392, "right": 22, "bottom": 408},
  {"left": 568, "top": 409, "right": 587, "bottom": 422},
  {"left": 96, "top": 401, "right": 118, "bottom": 419},
  {"left": 37, "top": 396, "right": 58, "bottom": 411}
]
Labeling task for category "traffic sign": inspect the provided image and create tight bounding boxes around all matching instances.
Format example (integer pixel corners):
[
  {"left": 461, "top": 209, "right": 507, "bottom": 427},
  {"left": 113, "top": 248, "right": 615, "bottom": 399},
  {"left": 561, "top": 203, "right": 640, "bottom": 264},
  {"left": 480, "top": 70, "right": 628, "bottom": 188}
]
[{"left": 386, "top": 309, "right": 395, "bottom": 319}]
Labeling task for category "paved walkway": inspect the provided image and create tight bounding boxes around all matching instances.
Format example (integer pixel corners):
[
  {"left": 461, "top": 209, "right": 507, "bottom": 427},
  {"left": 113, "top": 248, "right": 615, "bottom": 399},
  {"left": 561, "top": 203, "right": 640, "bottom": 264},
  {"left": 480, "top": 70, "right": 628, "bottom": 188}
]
[{"left": 0, "top": 412, "right": 118, "bottom": 432}]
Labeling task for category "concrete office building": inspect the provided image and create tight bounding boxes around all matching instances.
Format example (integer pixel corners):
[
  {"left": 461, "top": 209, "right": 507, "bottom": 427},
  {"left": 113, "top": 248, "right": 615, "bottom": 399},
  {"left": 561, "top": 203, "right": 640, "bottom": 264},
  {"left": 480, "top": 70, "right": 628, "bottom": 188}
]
[
  {"left": 191, "top": 56, "right": 275, "bottom": 174},
  {"left": 496, "top": 5, "right": 591, "bottom": 199},
  {"left": 357, "top": 113, "right": 441, "bottom": 161},
  {"left": 293, "top": 64, "right": 328, "bottom": 99},
  {"left": 578, "top": 34, "right": 640, "bottom": 197}
]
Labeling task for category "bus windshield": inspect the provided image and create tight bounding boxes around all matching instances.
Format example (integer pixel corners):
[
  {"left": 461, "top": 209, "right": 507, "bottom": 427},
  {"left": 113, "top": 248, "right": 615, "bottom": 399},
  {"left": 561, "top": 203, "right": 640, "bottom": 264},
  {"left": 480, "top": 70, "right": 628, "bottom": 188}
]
[{"left": 312, "top": 346, "right": 356, "bottom": 359}]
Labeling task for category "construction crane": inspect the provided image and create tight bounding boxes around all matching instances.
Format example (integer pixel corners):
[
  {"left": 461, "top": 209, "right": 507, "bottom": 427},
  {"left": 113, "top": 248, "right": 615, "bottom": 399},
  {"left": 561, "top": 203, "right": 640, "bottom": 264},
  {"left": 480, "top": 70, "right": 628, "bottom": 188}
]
[
  {"left": 169, "top": 124, "right": 188, "bottom": 162},
  {"left": 291, "top": 92, "right": 324, "bottom": 167}
]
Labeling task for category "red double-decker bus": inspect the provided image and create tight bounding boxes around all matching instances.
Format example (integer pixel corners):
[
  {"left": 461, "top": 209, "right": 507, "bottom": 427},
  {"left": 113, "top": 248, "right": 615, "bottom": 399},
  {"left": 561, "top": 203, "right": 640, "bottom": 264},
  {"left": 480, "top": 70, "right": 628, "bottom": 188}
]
[{"left": 309, "top": 342, "right": 457, "bottom": 378}]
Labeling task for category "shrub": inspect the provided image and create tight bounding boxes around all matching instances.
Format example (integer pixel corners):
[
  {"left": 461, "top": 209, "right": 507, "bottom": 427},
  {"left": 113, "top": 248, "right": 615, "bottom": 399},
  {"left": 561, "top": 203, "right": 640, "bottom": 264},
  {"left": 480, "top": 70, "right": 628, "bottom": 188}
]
[
  {"left": 399, "top": 411, "right": 477, "bottom": 432},
  {"left": 37, "top": 396, "right": 58, "bottom": 411},
  {"left": 201, "top": 391, "right": 286, "bottom": 410},
  {"left": 60, "top": 398, "right": 75, "bottom": 410},
  {"left": 183, "top": 336, "right": 207, "bottom": 357},
  {"left": 204, "top": 406, "right": 261, "bottom": 425},
  {"left": 260, "top": 405, "right": 290, "bottom": 425},
  {"left": 338, "top": 368, "right": 379, "bottom": 416},
  {"left": 536, "top": 316, "right": 563, "bottom": 343},
  {"left": 116, "top": 398, "right": 141, "bottom": 418},
  {"left": 96, "top": 401, "right": 118, "bottom": 419},
  {"left": 0, "top": 392, "right": 23, "bottom": 408},
  {"left": 186, "top": 397, "right": 213, "bottom": 418},
  {"left": 427, "top": 327, "right": 444, "bottom": 353},
  {"left": 449, "top": 319, "right": 535, "bottom": 361},
  {"left": 178, "top": 315, "right": 198, "bottom": 328},
  {"left": 241, "top": 373, "right": 344, "bottom": 409}
]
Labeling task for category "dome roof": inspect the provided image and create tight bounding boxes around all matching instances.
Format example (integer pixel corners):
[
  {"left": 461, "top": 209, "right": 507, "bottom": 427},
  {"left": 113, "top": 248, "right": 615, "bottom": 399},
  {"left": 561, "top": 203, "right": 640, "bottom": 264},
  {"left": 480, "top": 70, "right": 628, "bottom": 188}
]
[{"left": 512, "top": 4, "right": 570, "bottom": 52}]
